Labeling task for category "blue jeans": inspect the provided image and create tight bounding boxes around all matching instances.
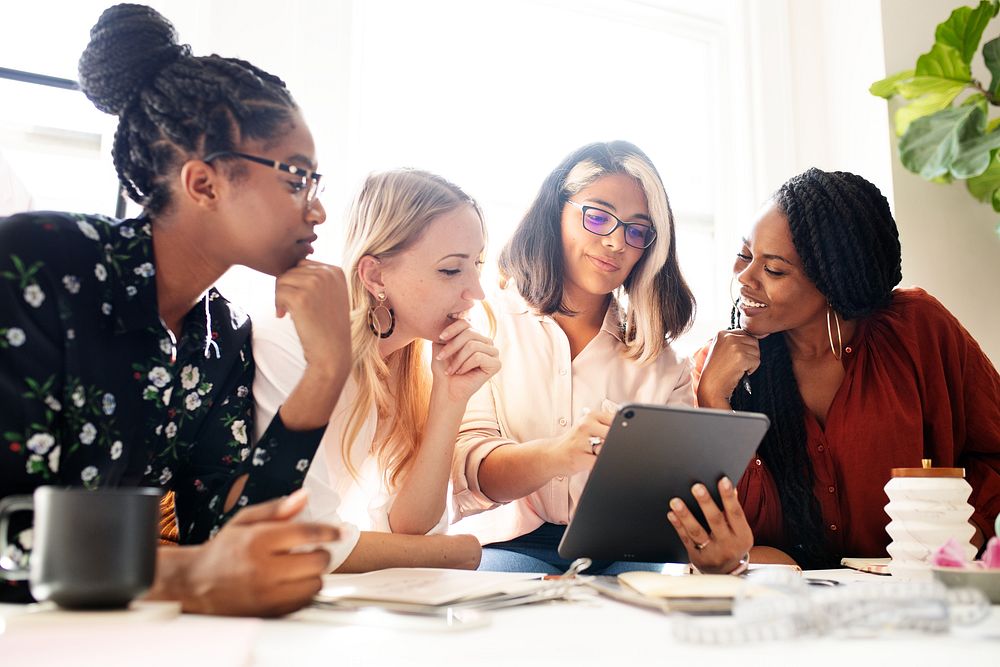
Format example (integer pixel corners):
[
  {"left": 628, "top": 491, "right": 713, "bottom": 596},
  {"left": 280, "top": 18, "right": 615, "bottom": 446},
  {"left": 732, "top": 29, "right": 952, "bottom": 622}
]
[{"left": 478, "top": 522, "right": 668, "bottom": 575}]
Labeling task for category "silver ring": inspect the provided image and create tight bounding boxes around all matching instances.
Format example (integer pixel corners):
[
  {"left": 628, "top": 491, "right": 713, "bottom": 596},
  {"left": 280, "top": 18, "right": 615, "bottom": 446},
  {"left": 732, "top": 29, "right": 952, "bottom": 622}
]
[
  {"left": 694, "top": 539, "right": 711, "bottom": 551},
  {"left": 588, "top": 436, "right": 603, "bottom": 454}
]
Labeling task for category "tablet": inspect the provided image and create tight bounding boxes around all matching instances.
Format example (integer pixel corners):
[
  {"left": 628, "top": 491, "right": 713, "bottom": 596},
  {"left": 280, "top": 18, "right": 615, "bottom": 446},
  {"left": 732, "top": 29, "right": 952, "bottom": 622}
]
[{"left": 557, "top": 404, "right": 770, "bottom": 564}]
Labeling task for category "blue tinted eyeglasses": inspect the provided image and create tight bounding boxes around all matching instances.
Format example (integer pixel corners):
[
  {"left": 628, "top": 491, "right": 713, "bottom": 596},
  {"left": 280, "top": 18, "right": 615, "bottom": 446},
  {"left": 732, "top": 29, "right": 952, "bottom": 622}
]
[{"left": 567, "top": 200, "right": 656, "bottom": 249}]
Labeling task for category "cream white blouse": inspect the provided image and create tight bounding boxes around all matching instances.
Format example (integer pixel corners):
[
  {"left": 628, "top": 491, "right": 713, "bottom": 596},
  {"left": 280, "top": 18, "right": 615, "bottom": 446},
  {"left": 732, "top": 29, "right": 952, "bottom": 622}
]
[
  {"left": 253, "top": 314, "right": 448, "bottom": 572},
  {"left": 450, "top": 282, "right": 695, "bottom": 545}
]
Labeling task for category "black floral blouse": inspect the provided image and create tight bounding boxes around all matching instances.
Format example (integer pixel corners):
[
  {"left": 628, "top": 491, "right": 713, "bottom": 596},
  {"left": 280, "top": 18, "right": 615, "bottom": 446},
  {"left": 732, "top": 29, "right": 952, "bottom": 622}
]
[{"left": 0, "top": 211, "right": 324, "bottom": 601}]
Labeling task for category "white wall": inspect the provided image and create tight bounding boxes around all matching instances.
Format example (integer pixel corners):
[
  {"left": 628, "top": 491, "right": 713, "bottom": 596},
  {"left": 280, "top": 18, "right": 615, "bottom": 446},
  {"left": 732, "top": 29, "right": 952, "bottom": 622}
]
[
  {"left": 742, "top": 0, "right": 998, "bottom": 367},
  {"left": 880, "top": 0, "right": 1000, "bottom": 367},
  {"left": 741, "top": 0, "right": 894, "bottom": 205}
]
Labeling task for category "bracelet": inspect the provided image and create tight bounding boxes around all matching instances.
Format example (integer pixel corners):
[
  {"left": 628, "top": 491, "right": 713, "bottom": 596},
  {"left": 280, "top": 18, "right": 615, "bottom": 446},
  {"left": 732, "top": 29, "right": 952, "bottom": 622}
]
[
  {"left": 728, "top": 551, "right": 750, "bottom": 576},
  {"left": 689, "top": 551, "right": 750, "bottom": 576}
]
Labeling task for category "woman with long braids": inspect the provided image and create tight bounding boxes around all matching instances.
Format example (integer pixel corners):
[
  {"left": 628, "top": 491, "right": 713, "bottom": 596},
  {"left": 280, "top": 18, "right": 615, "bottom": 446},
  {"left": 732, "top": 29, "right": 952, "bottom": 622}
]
[
  {"left": 695, "top": 168, "right": 1000, "bottom": 568},
  {"left": 0, "top": 4, "right": 351, "bottom": 614}
]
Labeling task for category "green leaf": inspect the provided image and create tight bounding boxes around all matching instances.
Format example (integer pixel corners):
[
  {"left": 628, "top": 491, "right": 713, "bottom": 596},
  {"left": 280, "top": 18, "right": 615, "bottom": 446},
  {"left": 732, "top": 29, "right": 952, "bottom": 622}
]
[
  {"left": 984, "top": 36, "right": 1000, "bottom": 97},
  {"left": 967, "top": 150, "right": 1000, "bottom": 200},
  {"left": 915, "top": 43, "right": 971, "bottom": 80},
  {"left": 992, "top": 187, "right": 1000, "bottom": 212},
  {"left": 890, "top": 45, "right": 973, "bottom": 135},
  {"left": 955, "top": 133, "right": 1000, "bottom": 178},
  {"left": 896, "top": 75, "right": 969, "bottom": 99},
  {"left": 934, "top": 0, "right": 999, "bottom": 64},
  {"left": 989, "top": 116, "right": 1000, "bottom": 132},
  {"left": 961, "top": 92, "right": 989, "bottom": 113},
  {"left": 870, "top": 69, "right": 915, "bottom": 98},
  {"left": 899, "top": 104, "right": 1000, "bottom": 179},
  {"left": 894, "top": 84, "right": 967, "bottom": 136}
]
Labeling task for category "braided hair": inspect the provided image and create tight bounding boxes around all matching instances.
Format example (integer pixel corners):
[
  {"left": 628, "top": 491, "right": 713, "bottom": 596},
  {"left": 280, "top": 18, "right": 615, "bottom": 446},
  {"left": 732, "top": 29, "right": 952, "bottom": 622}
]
[
  {"left": 78, "top": 4, "right": 298, "bottom": 214},
  {"left": 729, "top": 168, "right": 902, "bottom": 568}
]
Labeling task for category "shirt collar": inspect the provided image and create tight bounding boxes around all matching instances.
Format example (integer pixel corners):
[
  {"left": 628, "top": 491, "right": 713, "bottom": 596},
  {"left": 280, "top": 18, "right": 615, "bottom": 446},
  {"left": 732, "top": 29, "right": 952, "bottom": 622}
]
[{"left": 498, "top": 280, "right": 626, "bottom": 343}]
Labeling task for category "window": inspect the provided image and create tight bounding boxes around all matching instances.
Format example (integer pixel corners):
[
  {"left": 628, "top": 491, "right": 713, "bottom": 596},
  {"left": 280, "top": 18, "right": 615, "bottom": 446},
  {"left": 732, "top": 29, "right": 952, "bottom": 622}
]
[{"left": 3, "top": 0, "right": 754, "bottom": 355}]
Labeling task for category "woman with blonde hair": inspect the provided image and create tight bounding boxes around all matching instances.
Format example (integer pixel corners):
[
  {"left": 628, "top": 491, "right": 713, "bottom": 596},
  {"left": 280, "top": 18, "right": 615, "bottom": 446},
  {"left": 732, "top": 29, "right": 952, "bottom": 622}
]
[
  {"left": 254, "top": 169, "right": 497, "bottom": 571},
  {"left": 452, "top": 141, "right": 753, "bottom": 574}
]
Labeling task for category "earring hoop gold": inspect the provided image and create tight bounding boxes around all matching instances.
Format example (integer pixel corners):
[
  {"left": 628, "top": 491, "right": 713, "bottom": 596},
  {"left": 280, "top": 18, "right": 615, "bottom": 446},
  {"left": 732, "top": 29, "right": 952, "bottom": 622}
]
[
  {"left": 826, "top": 304, "right": 843, "bottom": 360},
  {"left": 367, "top": 292, "right": 395, "bottom": 339}
]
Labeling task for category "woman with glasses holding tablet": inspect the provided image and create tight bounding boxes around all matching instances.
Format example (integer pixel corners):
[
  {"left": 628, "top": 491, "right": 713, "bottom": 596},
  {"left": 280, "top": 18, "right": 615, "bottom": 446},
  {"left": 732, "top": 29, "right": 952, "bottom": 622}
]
[
  {"left": 0, "top": 4, "right": 350, "bottom": 615},
  {"left": 253, "top": 169, "right": 496, "bottom": 572},
  {"left": 451, "top": 141, "right": 753, "bottom": 575}
]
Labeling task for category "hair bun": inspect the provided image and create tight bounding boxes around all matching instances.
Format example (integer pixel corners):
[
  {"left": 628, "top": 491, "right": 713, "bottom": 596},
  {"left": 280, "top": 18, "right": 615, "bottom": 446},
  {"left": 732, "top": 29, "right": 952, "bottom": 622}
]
[{"left": 78, "top": 3, "right": 191, "bottom": 115}]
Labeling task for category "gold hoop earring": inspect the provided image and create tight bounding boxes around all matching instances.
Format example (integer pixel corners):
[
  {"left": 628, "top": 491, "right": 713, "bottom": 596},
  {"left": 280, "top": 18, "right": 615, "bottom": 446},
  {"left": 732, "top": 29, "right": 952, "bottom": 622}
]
[
  {"left": 367, "top": 292, "right": 395, "bottom": 339},
  {"left": 826, "top": 304, "right": 842, "bottom": 360}
]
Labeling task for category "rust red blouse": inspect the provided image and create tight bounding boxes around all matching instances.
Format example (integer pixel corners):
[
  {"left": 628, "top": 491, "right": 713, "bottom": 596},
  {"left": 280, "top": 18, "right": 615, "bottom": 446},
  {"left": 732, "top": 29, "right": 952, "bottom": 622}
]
[{"left": 694, "top": 288, "right": 1000, "bottom": 560}]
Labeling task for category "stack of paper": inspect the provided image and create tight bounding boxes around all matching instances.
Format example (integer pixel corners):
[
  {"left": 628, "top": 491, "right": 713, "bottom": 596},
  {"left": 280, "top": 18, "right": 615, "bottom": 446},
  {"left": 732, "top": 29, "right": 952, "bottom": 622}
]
[
  {"left": 312, "top": 568, "right": 561, "bottom": 614},
  {"left": 617, "top": 571, "right": 769, "bottom": 614}
]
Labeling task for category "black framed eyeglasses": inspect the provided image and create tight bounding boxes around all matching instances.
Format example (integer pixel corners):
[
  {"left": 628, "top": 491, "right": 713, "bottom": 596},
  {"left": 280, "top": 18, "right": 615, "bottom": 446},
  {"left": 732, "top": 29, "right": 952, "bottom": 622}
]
[
  {"left": 567, "top": 200, "right": 656, "bottom": 249},
  {"left": 203, "top": 151, "right": 324, "bottom": 209}
]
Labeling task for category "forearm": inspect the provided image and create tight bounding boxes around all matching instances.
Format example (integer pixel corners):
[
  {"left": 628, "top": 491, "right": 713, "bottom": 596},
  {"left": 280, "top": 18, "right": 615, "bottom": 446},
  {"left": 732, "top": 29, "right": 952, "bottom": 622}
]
[
  {"left": 749, "top": 545, "right": 799, "bottom": 567},
  {"left": 696, "top": 383, "right": 733, "bottom": 410},
  {"left": 388, "top": 390, "right": 463, "bottom": 534},
  {"left": 335, "top": 531, "right": 482, "bottom": 572},
  {"left": 478, "top": 437, "right": 562, "bottom": 503},
  {"left": 278, "top": 362, "right": 349, "bottom": 431}
]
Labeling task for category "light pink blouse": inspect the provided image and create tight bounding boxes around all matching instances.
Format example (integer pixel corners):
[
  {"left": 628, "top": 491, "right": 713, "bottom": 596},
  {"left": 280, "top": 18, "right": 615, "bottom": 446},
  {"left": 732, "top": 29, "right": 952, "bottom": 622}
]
[{"left": 451, "top": 283, "right": 695, "bottom": 544}]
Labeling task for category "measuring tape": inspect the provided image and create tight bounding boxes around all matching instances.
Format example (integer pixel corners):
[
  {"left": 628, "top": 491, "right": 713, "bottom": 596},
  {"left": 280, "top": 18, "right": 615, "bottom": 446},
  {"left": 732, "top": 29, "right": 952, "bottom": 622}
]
[{"left": 671, "top": 568, "right": 991, "bottom": 644}]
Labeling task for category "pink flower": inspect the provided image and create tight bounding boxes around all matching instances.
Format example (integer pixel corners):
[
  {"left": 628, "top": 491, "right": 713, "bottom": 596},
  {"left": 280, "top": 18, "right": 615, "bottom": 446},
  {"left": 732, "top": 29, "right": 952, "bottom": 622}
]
[
  {"left": 931, "top": 538, "right": 969, "bottom": 568},
  {"left": 981, "top": 537, "right": 1000, "bottom": 570}
]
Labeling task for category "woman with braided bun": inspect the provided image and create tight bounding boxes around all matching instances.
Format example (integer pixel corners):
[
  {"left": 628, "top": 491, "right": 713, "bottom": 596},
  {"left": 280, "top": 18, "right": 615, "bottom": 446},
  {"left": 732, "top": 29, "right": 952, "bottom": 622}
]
[
  {"left": 0, "top": 4, "right": 351, "bottom": 615},
  {"left": 694, "top": 168, "right": 1000, "bottom": 569}
]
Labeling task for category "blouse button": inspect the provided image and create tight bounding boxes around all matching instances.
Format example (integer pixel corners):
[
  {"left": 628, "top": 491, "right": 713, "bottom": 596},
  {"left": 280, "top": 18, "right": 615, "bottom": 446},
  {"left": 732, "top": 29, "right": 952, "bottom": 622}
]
[
  {"left": 845, "top": 346, "right": 853, "bottom": 354},
  {"left": 556, "top": 476, "right": 565, "bottom": 482},
  {"left": 817, "top": 445, "right": 825, "bottom": 452},
  {"left": 558, "top": 417, "right": 568, "bottom": 427},
  {"left": 830, "top": 524, "right": 838, "bottom": 531},
  {"left": 755, "top": 458, "right": 762, "bottom": 466},
  {"left": 559, "top": 369, "right": 567, "bottom": 376},
  {"left": 828, "top": 486, "right": 835, "bottom": 494}
]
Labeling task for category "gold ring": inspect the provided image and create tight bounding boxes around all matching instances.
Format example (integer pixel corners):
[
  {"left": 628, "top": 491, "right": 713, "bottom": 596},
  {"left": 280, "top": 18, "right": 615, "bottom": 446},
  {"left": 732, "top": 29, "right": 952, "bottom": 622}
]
[{"left": 694, "top": 539, "right": 711, "bottom": 551}]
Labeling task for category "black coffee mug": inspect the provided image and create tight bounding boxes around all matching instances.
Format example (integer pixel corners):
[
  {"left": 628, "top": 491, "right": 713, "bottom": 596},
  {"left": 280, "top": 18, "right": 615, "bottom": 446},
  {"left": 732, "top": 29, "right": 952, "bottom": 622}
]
[{"left": 0, "top": 486, "right": 162, "bottom": 609}]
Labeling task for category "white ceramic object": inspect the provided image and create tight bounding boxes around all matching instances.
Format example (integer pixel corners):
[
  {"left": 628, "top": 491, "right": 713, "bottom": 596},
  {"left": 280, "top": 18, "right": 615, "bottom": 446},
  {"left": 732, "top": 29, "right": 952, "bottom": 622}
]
[{"left": 884, "top": 470, "right": 976, "bottom": 580}]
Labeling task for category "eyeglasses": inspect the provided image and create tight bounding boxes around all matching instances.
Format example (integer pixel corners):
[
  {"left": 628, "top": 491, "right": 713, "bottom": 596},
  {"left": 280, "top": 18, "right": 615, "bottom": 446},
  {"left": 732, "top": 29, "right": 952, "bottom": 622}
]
[
  {"left": 567, "top": 200, "right": 656, "bottom": 249},
  {"left": 203, "top": 151, "right": 325, "bottom": 209}
]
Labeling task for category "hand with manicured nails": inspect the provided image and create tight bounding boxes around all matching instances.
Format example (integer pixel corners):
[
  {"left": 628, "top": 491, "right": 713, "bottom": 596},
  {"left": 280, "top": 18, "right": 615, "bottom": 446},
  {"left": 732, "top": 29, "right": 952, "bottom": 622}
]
[
  {"left": 176, "top": 489, "right": 339, "bottom": 617},
  {"left": 432, "top": 318, "right": 501, "bottom": 404},
  {"left": 274, "top": 259, "right": 351, "bottom": 378},
  {"left": 666, "top": 477, "right": 753, "bottom": 574},
  {"left": 697, "top": 329, "right": 763, "bottom": 409}
]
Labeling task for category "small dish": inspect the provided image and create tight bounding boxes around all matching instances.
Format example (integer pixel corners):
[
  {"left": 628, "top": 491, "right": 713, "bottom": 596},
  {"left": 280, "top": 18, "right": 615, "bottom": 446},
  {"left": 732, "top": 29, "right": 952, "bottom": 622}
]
[{"left": 931, "top": 567, "right": 1000, "bottom": 603}]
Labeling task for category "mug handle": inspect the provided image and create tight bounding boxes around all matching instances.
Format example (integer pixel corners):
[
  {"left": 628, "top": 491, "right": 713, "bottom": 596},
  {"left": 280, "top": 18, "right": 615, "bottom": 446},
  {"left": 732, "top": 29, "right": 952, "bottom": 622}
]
[{"left": 0, "top": 494, "right": 34, "bottom": 581}]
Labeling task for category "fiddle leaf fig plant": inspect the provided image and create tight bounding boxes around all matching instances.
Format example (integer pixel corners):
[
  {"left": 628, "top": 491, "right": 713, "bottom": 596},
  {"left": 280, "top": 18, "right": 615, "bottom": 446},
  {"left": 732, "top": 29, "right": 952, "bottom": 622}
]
[{"left": 872, "top": 0, "right": 1000, "bottom": 224}]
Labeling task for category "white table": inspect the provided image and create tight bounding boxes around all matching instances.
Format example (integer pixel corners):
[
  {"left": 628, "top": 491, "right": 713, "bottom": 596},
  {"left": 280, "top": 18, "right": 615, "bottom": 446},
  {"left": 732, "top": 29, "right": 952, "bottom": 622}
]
[{"left": 2, "top": 569, "right": 998, "bottom": 667}]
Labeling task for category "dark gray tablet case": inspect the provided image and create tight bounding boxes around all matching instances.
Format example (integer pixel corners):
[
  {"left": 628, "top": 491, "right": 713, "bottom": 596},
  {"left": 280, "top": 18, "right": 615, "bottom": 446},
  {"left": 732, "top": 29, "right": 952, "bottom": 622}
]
[{"left": 557, "top": 404, "right": 770, "bottom": 564}]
